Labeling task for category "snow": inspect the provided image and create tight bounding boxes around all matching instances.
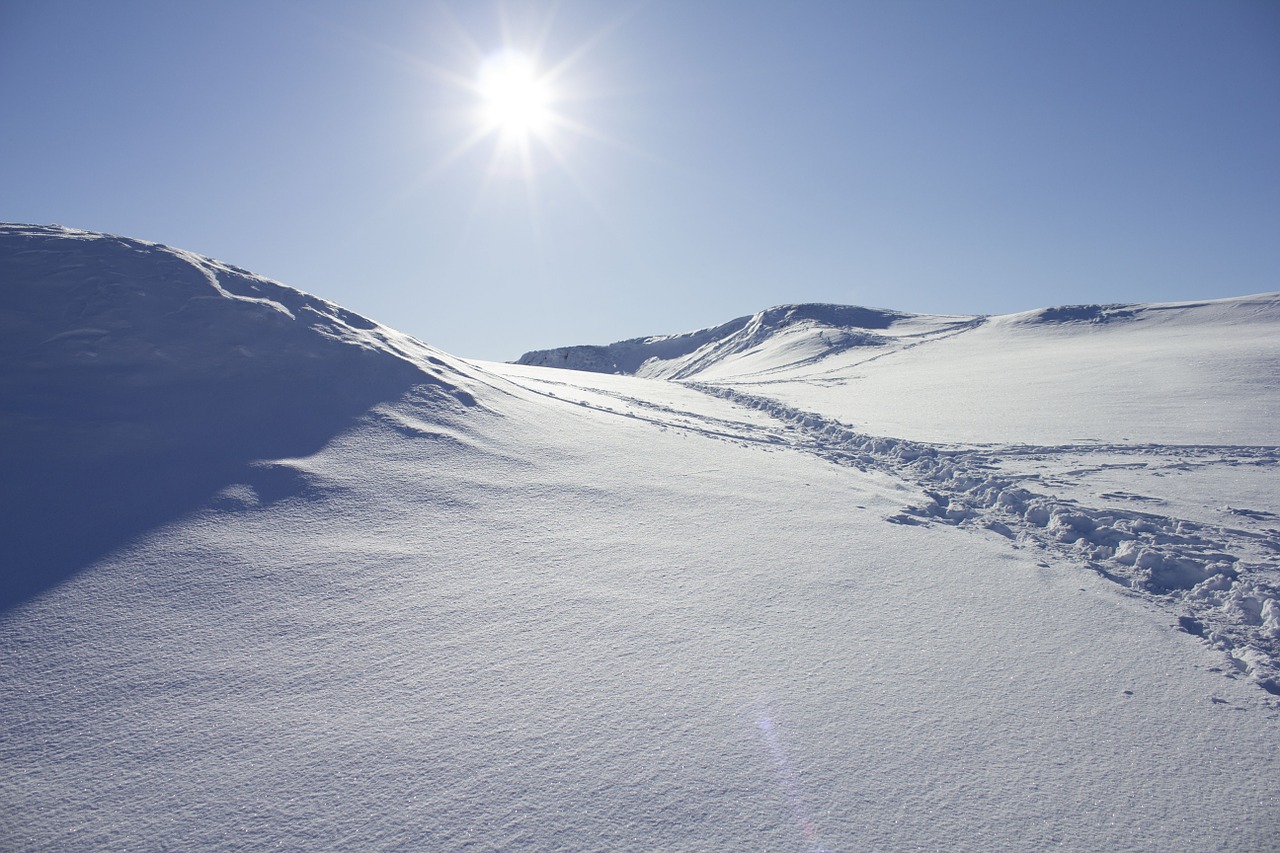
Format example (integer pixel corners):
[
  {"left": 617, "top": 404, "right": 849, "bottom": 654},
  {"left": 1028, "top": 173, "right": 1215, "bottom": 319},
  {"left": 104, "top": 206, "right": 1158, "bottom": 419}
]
[
  {"left": 523, "top": 294, "right": 1280, "bottom": 446},
  {"left": 759, "top": 295, "right": 1280, "bottom": 447},
  {"left": 3, "top": 224, "right": 1279, "bottom": 850},
  {"left": 517, "top": 303, "right": 975, "bottom": 382}
]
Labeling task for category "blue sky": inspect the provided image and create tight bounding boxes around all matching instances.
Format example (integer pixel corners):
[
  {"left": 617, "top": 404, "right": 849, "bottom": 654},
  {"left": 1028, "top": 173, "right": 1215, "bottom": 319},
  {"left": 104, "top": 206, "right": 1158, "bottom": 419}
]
[{"left": 3, "top": 1, "right": 1277, "bottom": 360}]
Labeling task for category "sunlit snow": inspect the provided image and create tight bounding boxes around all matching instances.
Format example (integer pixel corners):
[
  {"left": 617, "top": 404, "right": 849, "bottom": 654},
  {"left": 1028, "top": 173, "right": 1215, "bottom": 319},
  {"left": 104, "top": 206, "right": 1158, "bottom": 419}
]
[{"left": 2, "top": 225, "right": 1278, "bottom": 851}]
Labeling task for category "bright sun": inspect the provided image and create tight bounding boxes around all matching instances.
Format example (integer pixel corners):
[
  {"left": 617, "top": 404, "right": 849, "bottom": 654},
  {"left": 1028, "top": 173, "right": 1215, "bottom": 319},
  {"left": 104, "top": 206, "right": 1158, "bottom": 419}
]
[
  {"left": 417, "top": 15, "right": 625, "bottom": 189},
  {"left": 478, "top": 51, "right": 552, "bottom": 138}
]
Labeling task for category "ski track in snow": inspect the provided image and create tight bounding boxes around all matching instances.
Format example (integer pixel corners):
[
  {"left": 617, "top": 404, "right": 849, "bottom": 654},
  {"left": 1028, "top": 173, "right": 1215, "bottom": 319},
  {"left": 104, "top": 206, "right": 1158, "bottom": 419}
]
[{"left": 495, "top": 367, "right": 1280, "bottom": 699}]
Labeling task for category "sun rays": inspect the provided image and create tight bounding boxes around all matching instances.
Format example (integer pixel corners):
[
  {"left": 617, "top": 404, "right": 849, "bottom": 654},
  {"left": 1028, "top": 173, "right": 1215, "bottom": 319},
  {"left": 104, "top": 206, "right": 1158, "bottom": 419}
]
[
  {"left": 309, "top": 2, "right": 649, "bottom": 264},
  {"left": 421, "top": 3, "right": 649, "bottom": 199},
  {"left": 412, "top": 5, "right": 591, "bottom": 186}
]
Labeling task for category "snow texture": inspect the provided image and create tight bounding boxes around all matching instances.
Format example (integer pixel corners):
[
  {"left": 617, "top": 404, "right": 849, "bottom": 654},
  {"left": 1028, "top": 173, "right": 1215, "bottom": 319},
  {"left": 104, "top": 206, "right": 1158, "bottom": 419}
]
[
  {"left": 3, "top": 224, "right": 1279, "bottom": 851},
  {"left": 0, "top": 224, "right": 479, "bottom": 607}
]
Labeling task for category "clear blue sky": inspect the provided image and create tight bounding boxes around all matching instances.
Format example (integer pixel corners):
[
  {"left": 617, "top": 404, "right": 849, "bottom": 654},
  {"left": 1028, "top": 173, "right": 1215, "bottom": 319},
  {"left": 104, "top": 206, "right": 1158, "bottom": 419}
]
[{"left": 3, "top": 1, "right": 1278, "bottom": 360}]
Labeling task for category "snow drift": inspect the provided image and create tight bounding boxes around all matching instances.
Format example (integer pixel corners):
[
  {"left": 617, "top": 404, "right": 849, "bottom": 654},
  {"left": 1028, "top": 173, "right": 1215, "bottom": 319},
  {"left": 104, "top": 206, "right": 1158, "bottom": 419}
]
[{"left": 0, "top": 224, "right": 479, "bottom": 607}]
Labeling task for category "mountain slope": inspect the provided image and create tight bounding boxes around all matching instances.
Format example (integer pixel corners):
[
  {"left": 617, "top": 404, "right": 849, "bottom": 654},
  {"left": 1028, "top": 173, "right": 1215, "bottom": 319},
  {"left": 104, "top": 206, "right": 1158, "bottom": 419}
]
[
  {"left": 3, "top": 226, "right": 1279, "bottom": 851},
  {"left": 745, "top": 293, "right": 1280, "bottom": 446},
  {"left": 519, "top": 294, "right": 1280, "bottom": 445},
  {"left": 517, "top": 302, "right": 976, "bottom": 380}
]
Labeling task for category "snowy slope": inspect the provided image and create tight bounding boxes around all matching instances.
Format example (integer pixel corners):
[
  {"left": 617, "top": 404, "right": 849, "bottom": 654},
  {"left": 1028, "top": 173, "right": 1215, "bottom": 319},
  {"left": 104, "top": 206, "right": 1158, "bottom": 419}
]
[
  {"left": 513, "top": 293, "right": 1280, "bottom": 700},
  {"left": 3, "top": 226, "right": 1279, "bottom": 851},
  {"left": 737, "top": 295, "right": 1280, "bottom": 447},
  {"left": 519, "top": 295, "right": 1280, "bottom": 446},
  {"left": 0, "top": 224, "right": 487, "bottom": 607},
  {"left": 518, "top": 302, "right": 976, "bottom": 380}
]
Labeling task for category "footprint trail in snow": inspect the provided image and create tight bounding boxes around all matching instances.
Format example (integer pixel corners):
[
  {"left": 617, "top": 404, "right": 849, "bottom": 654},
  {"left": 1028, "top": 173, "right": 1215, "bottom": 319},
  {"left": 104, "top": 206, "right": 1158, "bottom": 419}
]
[{"left": 686, "top": 383, "right": 1280, "bottom": 698}]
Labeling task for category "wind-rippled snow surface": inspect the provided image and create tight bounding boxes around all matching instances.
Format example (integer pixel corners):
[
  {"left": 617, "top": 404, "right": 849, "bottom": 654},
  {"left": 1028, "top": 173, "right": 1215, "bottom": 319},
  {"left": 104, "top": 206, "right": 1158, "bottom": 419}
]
[{"left": 2, "top": 226, "right": 1278, "bottom": 850}]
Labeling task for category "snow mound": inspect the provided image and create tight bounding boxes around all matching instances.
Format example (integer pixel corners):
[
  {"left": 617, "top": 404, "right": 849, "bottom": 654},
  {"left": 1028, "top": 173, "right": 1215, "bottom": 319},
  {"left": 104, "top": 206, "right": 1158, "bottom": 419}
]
[
  {"left": 0, "top": 224, "right": 480, "bottom": 608},
  {"left": 516, "top": 302, "right": 974, "bottom": 379}
]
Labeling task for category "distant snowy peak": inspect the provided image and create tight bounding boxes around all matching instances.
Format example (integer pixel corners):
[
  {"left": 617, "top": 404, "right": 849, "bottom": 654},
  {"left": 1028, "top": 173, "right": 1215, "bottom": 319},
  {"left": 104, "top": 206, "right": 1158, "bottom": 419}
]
[
  {"left": 518, "top": 291, "right": 1280, "bottom": 382},
  {"left": 516, "top": 302, "right": 976, "bottom": 380}
]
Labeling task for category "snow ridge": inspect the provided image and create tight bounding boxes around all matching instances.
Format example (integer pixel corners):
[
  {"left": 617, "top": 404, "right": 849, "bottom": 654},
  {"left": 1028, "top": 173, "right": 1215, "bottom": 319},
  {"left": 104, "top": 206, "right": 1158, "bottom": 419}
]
[
  {"left": 688, "top": 382, "right": 1280, "bottom": 697},
  {"left": 516, "top": 303, "right": 975, "bottom": 380},
  {"left": 0, "top": 223, "right": 483, "bottom": 608}
]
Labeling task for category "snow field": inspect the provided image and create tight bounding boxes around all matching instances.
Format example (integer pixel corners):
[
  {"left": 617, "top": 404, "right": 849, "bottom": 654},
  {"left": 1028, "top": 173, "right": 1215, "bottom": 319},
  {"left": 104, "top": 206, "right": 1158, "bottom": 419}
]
[
  {"left": 3, "top": 225, "right": 1279, "bottom": 850},
  {"left": 5, "top": 381, "right": 1279, "bottom": 851},
  {"left": 682, "top": 383, "right": 1280, "bottom": 694}
]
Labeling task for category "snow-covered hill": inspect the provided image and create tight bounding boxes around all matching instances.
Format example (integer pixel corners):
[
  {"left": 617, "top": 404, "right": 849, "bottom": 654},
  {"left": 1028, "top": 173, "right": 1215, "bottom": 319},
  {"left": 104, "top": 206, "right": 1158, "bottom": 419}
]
[
  {"left": 517, "top": 302, "right": 977, "bottom": 380},
  {"left": 0, "top": 224, "right": 489, "bottom": 607},
  {"left": 3, "top": 225, "right": 1279, "bottom": 851},
  {"left": 518, "top": 294, "right": 1280, "bottom": 445}
]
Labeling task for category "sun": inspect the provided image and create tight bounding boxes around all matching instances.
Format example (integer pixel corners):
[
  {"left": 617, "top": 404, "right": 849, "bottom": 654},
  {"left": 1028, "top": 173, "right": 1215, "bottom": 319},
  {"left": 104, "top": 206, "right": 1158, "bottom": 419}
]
[
  {"left": 477, "top": 51, "right": 553, "bottom": 139},
  {"left": 396, "top": 7, "right": 640, "bottom": 193}
]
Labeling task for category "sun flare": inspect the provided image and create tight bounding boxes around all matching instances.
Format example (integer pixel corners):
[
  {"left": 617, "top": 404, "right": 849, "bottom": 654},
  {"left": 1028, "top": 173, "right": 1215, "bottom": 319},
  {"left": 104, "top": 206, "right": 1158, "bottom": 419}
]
[
  {"left": 411, "top": 11, "right": 636, "bottom": 193},
  {"left": 478, "top": 51, "right": 552, "bottom": 137}
]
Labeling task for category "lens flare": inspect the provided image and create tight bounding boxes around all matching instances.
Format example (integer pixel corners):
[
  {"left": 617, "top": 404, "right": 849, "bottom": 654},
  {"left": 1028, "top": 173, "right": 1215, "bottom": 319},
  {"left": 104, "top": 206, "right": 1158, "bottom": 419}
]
[{"left": 756, "top": 710, "right": 831, "bottom": 853}]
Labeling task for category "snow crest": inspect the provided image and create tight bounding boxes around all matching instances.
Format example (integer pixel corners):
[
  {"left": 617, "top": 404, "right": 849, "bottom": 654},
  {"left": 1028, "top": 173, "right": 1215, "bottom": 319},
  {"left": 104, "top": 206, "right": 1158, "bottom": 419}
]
[
  {"left": 517, "top": 303, "right": 975, "bottom": 380},
  {"left": 0, "top": 223, "right": 482, "bottom": 608}
]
